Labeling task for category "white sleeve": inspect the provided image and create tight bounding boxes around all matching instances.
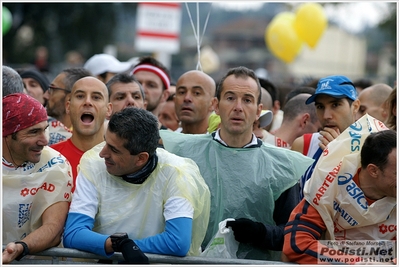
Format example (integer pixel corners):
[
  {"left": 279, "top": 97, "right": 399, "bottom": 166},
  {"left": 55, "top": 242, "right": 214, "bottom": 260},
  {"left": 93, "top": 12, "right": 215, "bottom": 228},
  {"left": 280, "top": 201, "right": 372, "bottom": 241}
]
[
  {"left": 163, "top": 196, "right": 194, "bottom": 221},
  {"left": 69, "top": 171, "right": 98, "bottom": 219}
]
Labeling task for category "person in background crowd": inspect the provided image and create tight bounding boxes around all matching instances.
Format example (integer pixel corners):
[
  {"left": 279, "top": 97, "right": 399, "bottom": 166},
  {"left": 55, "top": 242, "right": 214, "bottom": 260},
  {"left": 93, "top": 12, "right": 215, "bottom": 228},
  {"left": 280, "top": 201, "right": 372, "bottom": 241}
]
[
  {"left": 103, "top": 72, "right": 146, "bottom": 132},
  {"left": 169, "top": 81, "right": 176, "bottom": 95},
  {"left": 51, "top": 77, "right": 111, "bottom": 193},
  {"left": 131, "top": 56, "right": 171, "bottom": 128},
  {"left": 174, "top": 70, "right": 216, "bottom": 134},
  {"left": 356, "top": 83, "right": 393, "bottom": 122},
  {"left": 264, "top": 94, "right": 321, "bottom": 149},
  {"left": 84, "top": 53, "right": 133, "bottom": 84},
  {"left": 283, "top": 86, "right": 316, "bottom": 107},
  {"left": 2, "top": 65, "right": 25, "bottom": 97},
  {"left": 158, "top": 93, "right": 180, "bottom": 131},
  {"left": 251, "top": 109, "right": 273, "bottom": 141},
  {"left": 260, "top": 87, "right": 273, "bottom": 112},
  {"left": 259, "top": 77, "right": 283, "bottom": 132},
  {"left": 106, "top": 73, "right": 146, "bottom": 116},
  {"left": 2, "top": 93, "right": 73, "bottom": 264},
  {"left": 63, "top": 107, "right": 210, "bottom": 263},
  {"left": 33, "top": 46, "right": 50, "bottom": 73},
  {"left": 18, "top": 68, "right": 50, "bottom": 106},
  {"left": 161, "top": 66, "right": 313, "bottom": 261},
  {"left": 353, "top": 77, "right": 373, "bottom": 95},
  {"left": 384, "top": 85, "right": 396, "bottom": 131},
  {"left": 43, "top": 67, "right": 92, "bottom": 145}
]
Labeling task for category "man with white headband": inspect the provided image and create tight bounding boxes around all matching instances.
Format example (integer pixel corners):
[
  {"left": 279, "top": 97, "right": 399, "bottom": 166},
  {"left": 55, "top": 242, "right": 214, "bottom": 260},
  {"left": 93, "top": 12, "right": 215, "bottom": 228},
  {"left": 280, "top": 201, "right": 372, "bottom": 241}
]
[
  {"left": 2, "top": 93, "right": 73, "bottom": 263},
  {"left": 131, "top": 56, "right": 171, "bottom": 129}
]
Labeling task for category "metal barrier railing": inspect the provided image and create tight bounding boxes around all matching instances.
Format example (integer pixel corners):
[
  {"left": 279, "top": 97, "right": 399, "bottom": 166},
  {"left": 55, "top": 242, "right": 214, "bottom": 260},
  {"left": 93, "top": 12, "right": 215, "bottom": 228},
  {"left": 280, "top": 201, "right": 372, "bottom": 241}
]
[{"left": 3, "top": 246, "right": 293, "bottom": 265}]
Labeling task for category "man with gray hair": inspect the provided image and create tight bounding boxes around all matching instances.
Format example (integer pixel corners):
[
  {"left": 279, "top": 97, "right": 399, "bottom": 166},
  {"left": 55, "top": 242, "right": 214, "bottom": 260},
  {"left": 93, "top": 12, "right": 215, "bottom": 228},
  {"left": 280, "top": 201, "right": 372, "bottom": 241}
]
[{"left": 2, "top": 65, "right": 25, "bottom": 97}]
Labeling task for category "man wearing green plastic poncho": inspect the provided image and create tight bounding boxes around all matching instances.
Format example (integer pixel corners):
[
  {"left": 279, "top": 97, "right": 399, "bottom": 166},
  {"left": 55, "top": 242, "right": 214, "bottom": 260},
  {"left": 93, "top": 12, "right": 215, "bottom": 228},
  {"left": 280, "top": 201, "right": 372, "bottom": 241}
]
[{"left": 160, "top": 66, "right": 314, "bottom": 261}]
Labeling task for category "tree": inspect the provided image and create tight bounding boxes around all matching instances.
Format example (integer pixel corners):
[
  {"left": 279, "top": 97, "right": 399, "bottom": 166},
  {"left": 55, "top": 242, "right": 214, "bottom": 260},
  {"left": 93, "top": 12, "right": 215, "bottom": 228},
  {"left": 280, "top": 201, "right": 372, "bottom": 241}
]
[{"left": 3, "top": 3, "right": 138, "bottom": 65}]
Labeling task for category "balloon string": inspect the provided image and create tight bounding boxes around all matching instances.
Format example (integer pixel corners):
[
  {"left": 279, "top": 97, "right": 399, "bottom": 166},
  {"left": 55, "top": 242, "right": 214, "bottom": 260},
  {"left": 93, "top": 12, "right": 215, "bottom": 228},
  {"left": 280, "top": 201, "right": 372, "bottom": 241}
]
[
  {"left": 199, "top": 5, "right": 212, "bottom": 45},
  {"left": 184, "top": 3, "right": 212, "bottom": 71},
  {"left": 196, "top": 3, "right": 201, "bottom": 71}
]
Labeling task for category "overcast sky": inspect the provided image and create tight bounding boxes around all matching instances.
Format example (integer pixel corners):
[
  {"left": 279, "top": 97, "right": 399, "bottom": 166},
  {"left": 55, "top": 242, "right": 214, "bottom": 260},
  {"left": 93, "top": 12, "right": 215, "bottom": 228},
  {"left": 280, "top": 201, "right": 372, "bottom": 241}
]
[{"left": 213, "top": 2, "right": 393, "bottom": 33}]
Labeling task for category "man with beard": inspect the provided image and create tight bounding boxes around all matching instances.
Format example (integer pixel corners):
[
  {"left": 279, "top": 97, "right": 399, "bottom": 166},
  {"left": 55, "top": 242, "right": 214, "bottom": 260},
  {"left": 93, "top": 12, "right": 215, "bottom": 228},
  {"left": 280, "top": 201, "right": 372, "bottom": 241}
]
[{"left": 51, "top": 77, "right": 111, "bottom": 192}]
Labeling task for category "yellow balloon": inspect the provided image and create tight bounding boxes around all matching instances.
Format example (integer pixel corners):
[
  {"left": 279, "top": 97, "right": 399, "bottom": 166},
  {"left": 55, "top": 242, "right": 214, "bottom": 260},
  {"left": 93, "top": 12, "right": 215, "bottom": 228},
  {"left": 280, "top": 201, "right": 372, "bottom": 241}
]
[
  {"left": 294, "top": 3, "right": 328, "bottom": 48},
  {"left": 265, "top": 12, "right": 303, "bottom": 63}
]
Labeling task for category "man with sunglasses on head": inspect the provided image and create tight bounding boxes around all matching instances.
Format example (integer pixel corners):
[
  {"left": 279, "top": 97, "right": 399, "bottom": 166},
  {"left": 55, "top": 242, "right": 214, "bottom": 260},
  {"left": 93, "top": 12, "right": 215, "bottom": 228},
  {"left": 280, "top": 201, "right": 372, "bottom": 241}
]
[{"left": 43, "top": 67, "right": 92, "bottom": 145}]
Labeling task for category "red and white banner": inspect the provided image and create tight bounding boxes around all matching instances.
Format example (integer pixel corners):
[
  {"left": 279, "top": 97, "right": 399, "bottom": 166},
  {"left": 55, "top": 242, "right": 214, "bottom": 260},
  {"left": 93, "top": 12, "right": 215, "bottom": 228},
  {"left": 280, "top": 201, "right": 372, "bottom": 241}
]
[{"left": 135, "top": 2, "right": 182, "bottom": 54}]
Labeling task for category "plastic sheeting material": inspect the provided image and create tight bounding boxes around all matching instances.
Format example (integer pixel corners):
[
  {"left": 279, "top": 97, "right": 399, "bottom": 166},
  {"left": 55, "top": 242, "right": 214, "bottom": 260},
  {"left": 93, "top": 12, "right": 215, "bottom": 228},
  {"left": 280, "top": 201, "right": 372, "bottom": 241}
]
[
  {"left": 79, "top": 143, "right": 210, "bottom": 256},
  {"left": 3, "top": 146, "right": 73, "bottom": 243},
  {"left": 160, "top": 130, "right": 314, "bottom": 260}
]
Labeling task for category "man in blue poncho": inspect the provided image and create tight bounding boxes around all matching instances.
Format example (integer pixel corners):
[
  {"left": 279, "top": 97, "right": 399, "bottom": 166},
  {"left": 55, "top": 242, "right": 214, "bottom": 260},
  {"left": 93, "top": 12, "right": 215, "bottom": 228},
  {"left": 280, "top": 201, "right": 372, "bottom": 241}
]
[{"left": 160, "top": 66, "right": 314, "bottom": 261}]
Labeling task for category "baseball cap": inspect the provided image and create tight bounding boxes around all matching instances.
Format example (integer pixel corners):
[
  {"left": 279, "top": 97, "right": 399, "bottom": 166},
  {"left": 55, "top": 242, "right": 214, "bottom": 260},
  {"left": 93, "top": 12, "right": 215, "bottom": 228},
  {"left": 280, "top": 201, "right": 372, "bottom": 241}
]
[
  {"left": 259, "top": 110, "right": 273, "bottom": 128},
  {"left": 306, "top": 75, "right": 358, "bottom": 105},
  {"left": 83, "top": 54, "right": 133, "bottom": 76}
]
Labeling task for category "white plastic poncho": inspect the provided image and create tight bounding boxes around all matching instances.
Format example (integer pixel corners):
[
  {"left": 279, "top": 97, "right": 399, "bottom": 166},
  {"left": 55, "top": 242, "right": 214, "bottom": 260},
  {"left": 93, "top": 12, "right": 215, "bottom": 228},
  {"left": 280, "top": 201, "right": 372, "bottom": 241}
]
[
  {"left": 3, "top": 146, "right": 73, "bottom": 243},
  {"left": 78, "top": 143, "right": 211, "bottom": 256},
  {"left": 160, "top": 130, "right": 314, "bottom": 260},
  {"left": 304, "top": 114, "right": 396, "bottom": 241}
]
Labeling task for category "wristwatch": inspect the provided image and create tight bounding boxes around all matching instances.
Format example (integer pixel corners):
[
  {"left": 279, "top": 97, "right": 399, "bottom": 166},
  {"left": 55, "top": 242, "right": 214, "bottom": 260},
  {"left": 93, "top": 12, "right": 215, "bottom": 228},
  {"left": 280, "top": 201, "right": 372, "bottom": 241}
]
[
  {"left": 110, "top": 232, "right": 128, "bottom": 252},
  {"left": 14, "top": 241, "right": 29, "bottom": 261}
]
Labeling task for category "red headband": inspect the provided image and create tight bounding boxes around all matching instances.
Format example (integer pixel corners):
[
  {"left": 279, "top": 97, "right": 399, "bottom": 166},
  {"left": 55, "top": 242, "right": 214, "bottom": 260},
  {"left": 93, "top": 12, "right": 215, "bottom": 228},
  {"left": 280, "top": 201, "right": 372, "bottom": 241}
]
[
  {"left": 3, "top": 93, "right": 48, "bottom": 137},
  {"left": 131, "top": 64, "right": 170, "bottom": 90}
]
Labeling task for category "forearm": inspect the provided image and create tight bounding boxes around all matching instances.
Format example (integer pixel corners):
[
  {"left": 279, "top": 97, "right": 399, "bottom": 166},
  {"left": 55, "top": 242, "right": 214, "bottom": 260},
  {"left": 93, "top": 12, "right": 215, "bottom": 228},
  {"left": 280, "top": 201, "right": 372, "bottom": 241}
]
[
  {"left": 63, "top": 212, "right": 110, "bottom": 257},
  {"left": 260, "top": 183, "right": 300, "bottom": 251},
  {"left": 283, "top": 199, "right": 326, "bottom": 263},
  {"left": 134, "top": 217, "right": 192, "bottom": 257},
  {"left": 23, "top": 201, "right": 69, "bottom": 254}
]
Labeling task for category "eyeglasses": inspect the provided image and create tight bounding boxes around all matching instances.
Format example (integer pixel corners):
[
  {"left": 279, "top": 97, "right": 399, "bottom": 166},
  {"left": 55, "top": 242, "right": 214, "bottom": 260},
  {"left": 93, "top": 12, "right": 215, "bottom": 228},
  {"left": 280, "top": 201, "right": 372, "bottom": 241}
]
[{"left": 48, "top": 85, "right": 71, "bottom": 94}]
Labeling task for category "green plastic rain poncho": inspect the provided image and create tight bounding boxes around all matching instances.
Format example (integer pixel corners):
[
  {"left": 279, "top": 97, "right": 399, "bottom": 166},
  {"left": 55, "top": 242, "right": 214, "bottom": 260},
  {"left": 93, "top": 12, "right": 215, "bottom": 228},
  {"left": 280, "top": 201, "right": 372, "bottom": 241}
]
[{"left": 160, "top": 130, "right": 314, "bottom": 260}]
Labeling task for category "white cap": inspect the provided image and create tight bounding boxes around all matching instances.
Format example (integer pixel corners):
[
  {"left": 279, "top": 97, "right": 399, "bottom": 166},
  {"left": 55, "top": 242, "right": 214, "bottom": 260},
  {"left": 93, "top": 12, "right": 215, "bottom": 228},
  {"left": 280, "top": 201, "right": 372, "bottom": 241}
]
[
  {"left": 83, "top": 54, "right": 133, "bottom": 76},
  {"left": 259, "top": 110, "right": 273, "bottom": 128}
]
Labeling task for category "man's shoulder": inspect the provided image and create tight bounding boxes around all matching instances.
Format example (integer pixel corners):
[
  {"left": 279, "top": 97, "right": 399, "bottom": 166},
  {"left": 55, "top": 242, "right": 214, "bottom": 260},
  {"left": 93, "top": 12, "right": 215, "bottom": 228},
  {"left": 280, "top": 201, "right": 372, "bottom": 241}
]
[
  {"left": 156, "top": 147, "right": 196, "bottom": 165},
  {"left": 5, "top": 146, "right": 72, "bottom": 176},
  {"left": 43, "top": 145, "right": 67, "bottom": 158},
  {"left": 160, "top": 130, "right": 213, "bottom": 150},
  {"left": 50, "top": 139, "right": 70, "bottom": 150}
]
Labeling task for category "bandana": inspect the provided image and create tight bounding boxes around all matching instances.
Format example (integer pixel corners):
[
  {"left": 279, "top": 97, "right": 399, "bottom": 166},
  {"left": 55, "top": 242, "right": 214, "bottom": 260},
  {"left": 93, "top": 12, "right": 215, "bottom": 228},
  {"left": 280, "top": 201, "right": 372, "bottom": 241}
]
[
  {"left": 131, "top": 64, "right": 170, "bottom": 90},
  {"left": 3, "top": 93, "right": 48, "bottom": 137}
]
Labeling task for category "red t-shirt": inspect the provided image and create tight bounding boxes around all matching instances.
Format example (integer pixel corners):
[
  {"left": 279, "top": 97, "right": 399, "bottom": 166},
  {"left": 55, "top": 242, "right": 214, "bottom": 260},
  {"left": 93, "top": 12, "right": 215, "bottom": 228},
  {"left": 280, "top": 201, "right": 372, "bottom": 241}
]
[{"left": 51, "top": 138, "right": 84, "bottom": 193}]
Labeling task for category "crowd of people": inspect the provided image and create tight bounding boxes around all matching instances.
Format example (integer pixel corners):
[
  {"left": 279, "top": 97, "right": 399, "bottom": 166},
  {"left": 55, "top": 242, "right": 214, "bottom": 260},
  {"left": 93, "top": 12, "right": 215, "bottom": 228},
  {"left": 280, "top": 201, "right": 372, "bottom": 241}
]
[{"left": 2, "top": 53, "right": 397, "bottom": 265}]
